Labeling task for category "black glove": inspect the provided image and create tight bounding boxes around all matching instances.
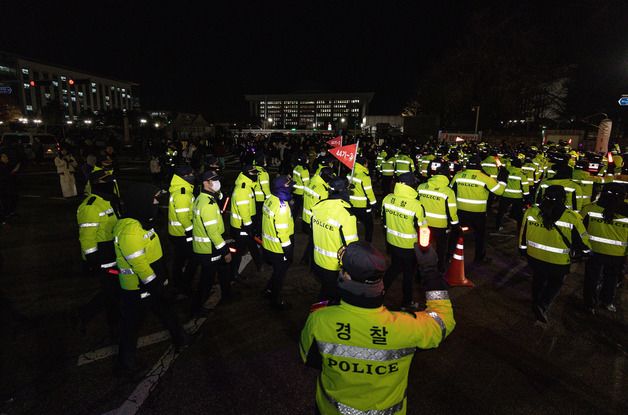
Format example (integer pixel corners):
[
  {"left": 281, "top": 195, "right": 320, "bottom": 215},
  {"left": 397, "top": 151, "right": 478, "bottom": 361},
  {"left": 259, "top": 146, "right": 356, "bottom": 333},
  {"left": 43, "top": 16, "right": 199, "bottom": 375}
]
[
  {"left": 283, "top": 244, "right": 294, "bottom": 262},
  {"left": 519, "top": 248, "right": 527, "bottom": 257},
  {"left": 497, "top": 167, "right": 509, "bottom": 183},
  {"left": 414, "top": 244, "right": 447, "bottom": 291},
  {"left": 85, "top": 251, "right": 99, "bottom": 268},
  {"left": 143, "top": 275, "right": 162, "bottom": 296},
  {"left": 241, "top": 223, "right": 254, "bottom": 236}
]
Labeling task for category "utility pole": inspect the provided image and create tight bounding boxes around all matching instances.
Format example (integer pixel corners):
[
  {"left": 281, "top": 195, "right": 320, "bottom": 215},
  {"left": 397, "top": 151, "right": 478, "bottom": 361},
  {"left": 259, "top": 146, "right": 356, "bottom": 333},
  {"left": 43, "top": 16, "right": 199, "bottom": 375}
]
[{"left": 472, "top": 106, "right": 480, "bottom": 134}]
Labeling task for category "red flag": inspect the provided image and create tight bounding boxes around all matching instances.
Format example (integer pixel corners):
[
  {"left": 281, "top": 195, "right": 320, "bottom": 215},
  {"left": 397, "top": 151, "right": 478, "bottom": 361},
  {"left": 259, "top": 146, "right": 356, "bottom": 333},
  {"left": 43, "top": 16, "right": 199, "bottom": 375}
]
[
  {"left": 329, "top": 144, "right": 357, "bottom": 169},
  {"left": 327, "top": 136, "right": 342, "bottom": 147}
]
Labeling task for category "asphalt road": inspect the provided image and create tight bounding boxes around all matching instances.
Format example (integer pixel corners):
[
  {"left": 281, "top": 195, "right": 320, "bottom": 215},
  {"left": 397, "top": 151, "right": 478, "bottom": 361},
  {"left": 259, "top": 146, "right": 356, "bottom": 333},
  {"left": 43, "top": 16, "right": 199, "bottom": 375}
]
[{"left": 0, "top": 157, "right": 626, "bottom": 415}]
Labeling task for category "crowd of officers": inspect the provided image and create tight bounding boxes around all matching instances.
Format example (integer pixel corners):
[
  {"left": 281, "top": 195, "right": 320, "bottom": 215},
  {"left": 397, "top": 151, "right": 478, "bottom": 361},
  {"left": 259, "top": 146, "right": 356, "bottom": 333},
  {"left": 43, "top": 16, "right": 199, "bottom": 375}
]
[{"left": 74, "top": 138, "right": 626, "bottom": 414}]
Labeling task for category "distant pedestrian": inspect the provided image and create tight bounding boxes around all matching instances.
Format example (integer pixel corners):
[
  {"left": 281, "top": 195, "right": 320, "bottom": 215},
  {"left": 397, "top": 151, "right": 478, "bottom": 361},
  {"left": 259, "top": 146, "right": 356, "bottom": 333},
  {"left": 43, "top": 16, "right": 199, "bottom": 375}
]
[{"left": 54, "top": 148, "right": 78, "bottom": 198}]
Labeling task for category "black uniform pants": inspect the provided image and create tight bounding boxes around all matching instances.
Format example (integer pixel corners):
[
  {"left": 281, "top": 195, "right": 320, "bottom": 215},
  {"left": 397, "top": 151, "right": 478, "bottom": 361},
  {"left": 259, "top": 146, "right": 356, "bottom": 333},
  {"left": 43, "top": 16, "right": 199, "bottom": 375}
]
[
  {"left": 313, "top": 263, "right": 340, "bottom": 302},
  {"left": 458, "top": 210, "right": 487, "bottom": 262},
  {"left": 496, "top": 197, "right": 524, "bottom": 230},
  {"left": 429, "top": 227, "right": 450, "bottom": 273},
  {"left": 353, "top": 207, "right": 374, "bottom": 242},
  {"left": 584, "top": 253, "right": 624, "bottom": 308},
  {"left": 264, "top": 249, "right": 290, "bottom": 303},
  {"left": 191, "top": 253, "right": 232, "bottom": 314},
  {"left": 80, "top": 267, "right": 120, "bottom": 336},
  {"left": 292, "top": 194, "right": 303, "bottom": 219},
  {"left": 301, "top": 222, "right": 314, "bottom": 265},
  {"left": 118, "top": 262, "right": 184, "bottom": 369},
  {"left": 381, "top": 176, "right": 393, "bottom": 195},
  {"left": 170, "top": 235, "right": 197, "bottom": 294},
  {"left": 384, "top": 245, "right": 417, "bottom": 305},
  {"left": 255, "top": 201, "right": 264, "bottom": 236},
  {"left": 528, "top": 257, "right": 570, "bottom": 313},
  {"left": 232, "top": 228, "right": 263, "bottom": 275}
]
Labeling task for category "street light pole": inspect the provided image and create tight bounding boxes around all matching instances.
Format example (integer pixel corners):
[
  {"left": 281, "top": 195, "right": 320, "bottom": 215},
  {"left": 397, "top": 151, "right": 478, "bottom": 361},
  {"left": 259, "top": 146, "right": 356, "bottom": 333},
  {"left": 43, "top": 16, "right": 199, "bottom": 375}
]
[{"left": 472, "top": 106, "right": 480, "bottom": 134}]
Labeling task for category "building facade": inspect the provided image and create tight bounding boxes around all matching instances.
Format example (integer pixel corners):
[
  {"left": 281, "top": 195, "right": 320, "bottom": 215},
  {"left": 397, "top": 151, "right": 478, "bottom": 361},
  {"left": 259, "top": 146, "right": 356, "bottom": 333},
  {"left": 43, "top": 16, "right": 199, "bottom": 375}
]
[
  {"left": 0, "top": 51, "right": 139, "bottom": 120},
  {"left": 245, "top": 92, "right": 373, "bottom": 130}
]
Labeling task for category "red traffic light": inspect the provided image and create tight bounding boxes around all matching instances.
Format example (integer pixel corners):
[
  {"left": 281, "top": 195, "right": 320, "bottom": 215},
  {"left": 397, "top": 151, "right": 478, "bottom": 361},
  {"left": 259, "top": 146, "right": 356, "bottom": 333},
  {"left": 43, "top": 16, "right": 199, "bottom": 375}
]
[
  {"left": 29, "top": 80, "right": 36, "bottom": 87},
  {"left": 68, "top": 79, "right": 75, "bottom": 86}
]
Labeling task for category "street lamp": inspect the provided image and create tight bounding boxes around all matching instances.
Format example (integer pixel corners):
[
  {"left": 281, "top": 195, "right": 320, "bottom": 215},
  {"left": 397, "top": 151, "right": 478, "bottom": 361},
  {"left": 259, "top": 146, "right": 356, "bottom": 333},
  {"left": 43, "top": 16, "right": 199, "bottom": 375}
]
[
  {"left": 140, "top": 118, "right": 147, "bottom": 125},
  {"left": 341, "top": 117, "right": 346, "bottom": 123},
  {"left": 84, "top": 119, "right": 92, "bottom": 125}
]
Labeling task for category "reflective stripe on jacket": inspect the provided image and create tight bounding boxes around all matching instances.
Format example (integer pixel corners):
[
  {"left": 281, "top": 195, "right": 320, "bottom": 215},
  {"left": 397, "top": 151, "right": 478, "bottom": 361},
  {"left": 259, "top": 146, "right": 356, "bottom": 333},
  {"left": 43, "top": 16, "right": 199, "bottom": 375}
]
[
  {"left": 77, "top": 193, "right": 118, "bottom": 256},
  {"left": 167, "top": 174, "right": 194, "bottom": 236},
  {"left": 450, "top": 169, "right": 505, "bottom": 213},
  {"left": 518, "top": 206, "right": 591, "bottom": 265},
  {"left": 230, "top": 173, "right": 257, "bottom": 229},
  {"left": 311, "top": 198, "right": 358, "bottom": 271},
  {"left": 503, "top": 166, "right": 529, "bottom": 199},
  {"left": 303, "top": 174, "right": 329, "bottom": 224},
  {"left": 262, "top": 194, "right": 294, "bottom": 254},
  {"left": 299, "top": 296, "right": 455, "bottom": 415},
  {"left": 114, "top": 218, "right": 163, "bottom": 290},
  {"left": 535, "top": 179, "right": 583, "bottom": 212},
  {"left": 192, "top": 192, "right": 226, "bottom": 255},
  {"left": 254, "top": 166, "right": 271, "bottom": 202},
  {"left": 382, "top": 183, "right": 426, "bottom": 249},
  {"left": 293, "top": 165, "right": 310, "bottom": 196},
  {"left": 417, "top": 175, "right": 458, "bottom": 228},
  {"left": 582, "top": 203, "right": 628, "bottom": 256},
  {"left": 348, "top": 163, "right": 376, "bottom": 209}
]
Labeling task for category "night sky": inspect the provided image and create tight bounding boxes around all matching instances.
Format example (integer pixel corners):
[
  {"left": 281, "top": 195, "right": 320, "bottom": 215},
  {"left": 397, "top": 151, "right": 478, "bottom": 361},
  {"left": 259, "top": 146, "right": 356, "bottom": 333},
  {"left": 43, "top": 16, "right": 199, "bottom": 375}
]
[{"left": 4, "top": 0, "right": 628, "bottom": 121}]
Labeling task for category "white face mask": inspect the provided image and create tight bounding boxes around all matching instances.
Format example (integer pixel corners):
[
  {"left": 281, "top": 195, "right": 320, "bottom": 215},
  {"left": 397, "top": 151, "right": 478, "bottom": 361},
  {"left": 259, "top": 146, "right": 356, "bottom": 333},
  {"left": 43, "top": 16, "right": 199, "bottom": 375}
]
[{"left": 210, "top": 180, "right": 221, "bottom": 193}]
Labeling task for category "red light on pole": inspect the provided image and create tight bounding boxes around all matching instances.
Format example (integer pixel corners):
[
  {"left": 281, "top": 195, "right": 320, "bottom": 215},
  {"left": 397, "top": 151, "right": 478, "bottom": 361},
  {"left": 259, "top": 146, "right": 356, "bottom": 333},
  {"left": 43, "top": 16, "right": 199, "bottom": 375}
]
[
  {"left": 29, "top": 80, "right": 36, "bottom": 87},
  {"left": 68, "top": 79, "right": 75, "bottom": 86}
]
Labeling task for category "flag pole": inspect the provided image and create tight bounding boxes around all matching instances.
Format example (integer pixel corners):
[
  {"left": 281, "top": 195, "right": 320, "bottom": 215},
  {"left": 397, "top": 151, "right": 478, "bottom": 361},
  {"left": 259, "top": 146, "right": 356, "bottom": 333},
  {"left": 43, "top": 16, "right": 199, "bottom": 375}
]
[
  {"left": 337, "top": 135, "right": 343, "bottom": 176},
  {"left": 349, "top": 139, "right": 360, "bottom": 182}
]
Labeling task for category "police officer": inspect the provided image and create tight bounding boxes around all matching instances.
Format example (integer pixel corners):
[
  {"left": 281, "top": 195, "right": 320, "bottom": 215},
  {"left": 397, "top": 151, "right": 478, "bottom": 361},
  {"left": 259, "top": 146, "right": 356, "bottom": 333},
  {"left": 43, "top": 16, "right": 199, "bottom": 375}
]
[
  {"left": 301, "top": 166, "right": 334, "bottom": 265},
  {"left": 167, "top": 165, "right": 196, "bottom": 296},
  {"left": 418, "top": 160, "right": 459, "bottom": 273},
  {"left": 536, "top": 164, "right": 584, "bottom": 213},
  {"left": 380, "top": 152, "right": 396, "bottom": 195},
  {"left": 191, "top": 170, "right": 233, "bottom": 316},
  {"left": 582, "top": 183, "right": 627, "bottom": 314},
  {"left": 300, "top": 242, "right": 455, "bottom": 415},
  {"left": 348, "top": 156, "right": 377, "bottom": 242},
  {"left": 262, "top": 176, "right": 295, "bottom": 310},
  {"left": 450, "top": 155, "right": 507, "bottom": 263},
  {"left": 572, "top": 158, "right": 607, "bottom": 207},
  {"left": 311, "top": 177, "right": 359, "bottom": 301},
  {"left": 519, "top": 185, "right": 591, "bottom": 323},
  {"left": 76, "top": 168, "right": 120, "bottom": 337},
  {"left": 382, "top": 172, "right": 427, "bottom": 310},
  {"left": 496, "top": 157, "right": 530, "bottom": 232},
  {"left": 292, "top": 154, "right": 310, "bottom": 218},
  {"left": 114, "top": 182, "right": 187, "bottom": 375},
  {"left": 393, "top": 146, "right": 415, "bottom": 176},
  {"left": 230, "top": 164, "right": 263, "bottom": 277},
  {"left": 253, "top": 153, "right": 271, "bottom": 235}
]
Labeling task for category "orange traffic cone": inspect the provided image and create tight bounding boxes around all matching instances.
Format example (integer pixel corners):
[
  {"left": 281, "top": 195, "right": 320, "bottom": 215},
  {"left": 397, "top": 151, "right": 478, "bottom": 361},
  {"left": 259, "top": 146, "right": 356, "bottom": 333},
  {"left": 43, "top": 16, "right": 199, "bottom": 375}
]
[{"left": 445, "top": 236, "right": 474, "bottom": 287}]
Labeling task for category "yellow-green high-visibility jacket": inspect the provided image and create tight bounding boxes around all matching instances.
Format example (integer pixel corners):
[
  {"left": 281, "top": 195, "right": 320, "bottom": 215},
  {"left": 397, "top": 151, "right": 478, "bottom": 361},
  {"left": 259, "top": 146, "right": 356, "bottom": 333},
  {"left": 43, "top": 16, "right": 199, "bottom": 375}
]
[
  {"left": 481, "top": 156, "right": 499, "bottom": 179},
  {"left": 450, "top": 169, "right": 505, "bottom": 213},
  {"left": 376, "top": 150, "right": 387, "bottom": 172},
  {"left": 299, "top": 295, "right": 455, "bottom": 415},
  {"left": 253, "top": 165, "right": 271, "bottom": 202},
  {"left": 521, "top": 162, "right": 539, "bottom": 185},
  {"left": 519, "top": 206, "right": 591, "bottom": 265},
  {"left": 381, "top": 157, "right": 395, "bottom": 177},
  {"left": 262, "top": 194, "right": 294, "bottom": 254},
  {"left": 114, "top": 218, "right": 163, "bottom": 291},
  {"left": 382, "top": 183, "right": 427, "bottom": 249},
  {"left": 419, "top": 154, "right": 435, "bottom": 177},
  {"left": 192, "top": 191, "right": 227, "bottom": 256},
  {"left": 572, "top": 169, "right": 607, "bottom": 206},
  {"left": 311, "top": 198, "right": 358, "bottom": 271},
  {"left": 582, "top": 203, "right": 628, "bottom": 257},
  {"left": 77, "top": 193, "right": 118, "bottom": 258},
  {"left": 348, "top": 163, "right": 376, "bottom": 209},
  {"left": 545, "top": 162, "right": 560, "bottom": 180},
  {"left": 535, "top": 179, "right": 584, "bottom": 212},
  {"left": 293, "top": 164, "right": 310, "bottom": 196},
  {"left": 418, "top": 175, "right": 459, "bottom": 229},
  {"left": 503, "top": 166, "right": 530, "bottom": 199},
  {"left": 303, "top": 174, "right": 329, "bottom": 225},
  {"left": 168, "top": 174, "right": 194, "bottom": 237},
  {"left": 532, "top": 154, "right": 547, "bottom": 176},
  {"left": 612, "top": 154, "right": 624, "bottom": 174},
  {"left": 394, "top": 154, "right": 414, "bottom": 176},
  {"left": 315, "top": 164, "right": 328, "bottom": 176},
  {"left": 230, "top": 173, "right": 257, "bottom": 229}
]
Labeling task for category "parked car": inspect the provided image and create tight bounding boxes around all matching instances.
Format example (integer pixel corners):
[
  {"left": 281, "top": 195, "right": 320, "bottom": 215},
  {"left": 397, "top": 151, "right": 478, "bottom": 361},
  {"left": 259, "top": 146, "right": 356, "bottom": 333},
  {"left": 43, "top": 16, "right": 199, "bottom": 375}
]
[{"left": 0, "top": 132, "right": 59, "bottom": 160}]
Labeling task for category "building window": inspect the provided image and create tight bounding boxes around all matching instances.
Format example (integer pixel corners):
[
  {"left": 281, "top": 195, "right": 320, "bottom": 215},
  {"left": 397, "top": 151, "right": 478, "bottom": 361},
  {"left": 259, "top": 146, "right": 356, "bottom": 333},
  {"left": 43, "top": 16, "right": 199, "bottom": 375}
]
[
  {"left": 23, "top": 83, "right": 30, "bottom": 89},
  {"left": 60, "top": 76, "right": 67, "bottom": 81},
  {"left": 21, "top": 68, "right": 29, "bottom": 75},
  {"left": 44, "top": 93, "right": 51, "bottom": 99},
  {"left": 53, "top": 80, "right": 59, "bottom": 87},
  {"left": 91, "top": 82, "right": 97, "bottom": 87},
  {"left": 26, "top": 105, "right": 33, "bottom": 111}
]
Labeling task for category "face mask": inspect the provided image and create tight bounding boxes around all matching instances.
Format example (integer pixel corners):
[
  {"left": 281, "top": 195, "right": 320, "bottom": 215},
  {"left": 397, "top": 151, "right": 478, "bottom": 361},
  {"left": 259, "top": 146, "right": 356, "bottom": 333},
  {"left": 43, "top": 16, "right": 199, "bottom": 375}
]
[{"left": 210, "top": 180, "right": 221, "bottom": 193}]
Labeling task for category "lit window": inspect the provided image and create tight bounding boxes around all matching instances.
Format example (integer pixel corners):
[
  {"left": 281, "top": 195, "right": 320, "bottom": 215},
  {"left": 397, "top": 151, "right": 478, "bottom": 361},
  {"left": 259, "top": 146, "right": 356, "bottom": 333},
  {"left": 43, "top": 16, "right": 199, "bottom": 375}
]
[
  {"left": 62, "top": 89, "right": 68, "bottom": 94},
  {"left": 23, "top": 83, "right": 30, "bottom": 89},
  {"left": 21, "top": 68, "right": 29, "bottom": 74},
  {"left": 63, "top": 102, "right": 69, "bottom": 107},
  {"left": 78, "top": 91, "right": 84, "bottom": 97},
  {"left": 91, "top": 82, "right": 97, "bottom": 87},
  {"left": 44, "top": 93, "right": 51, "bottom": 99},
  {"left": 71, "top": 97, "right": 76, "bottom": 102},
  {"left": 92, "top": 88, "right": 97, "bottom": 93},
  {"left": 60, "top": 76, "right": 67, "bottom": 81},
  {"left": 121, "top": 88, "right": 126, "bottom": 92},
  {"left": 122, "top": 93, "right": 126, "bottom": 98},
  {"left": 26, "top": 105, "right": 33, "bottom": 111},
  {"left": 53, "top": 81, "right": 59, "bottom": 87},
  {"left": 105, "top": 96, "right": 110, "bottom": 100},
  {"left": 111, "top": 86, "right": 115, "bottom": 90}
]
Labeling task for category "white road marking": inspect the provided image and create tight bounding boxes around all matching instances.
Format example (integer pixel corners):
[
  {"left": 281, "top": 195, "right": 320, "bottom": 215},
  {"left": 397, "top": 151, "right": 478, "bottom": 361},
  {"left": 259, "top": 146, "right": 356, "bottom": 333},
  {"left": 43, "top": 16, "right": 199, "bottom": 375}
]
[{"left": 79, "top": 287, "right": 220, "bottom": 366}]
